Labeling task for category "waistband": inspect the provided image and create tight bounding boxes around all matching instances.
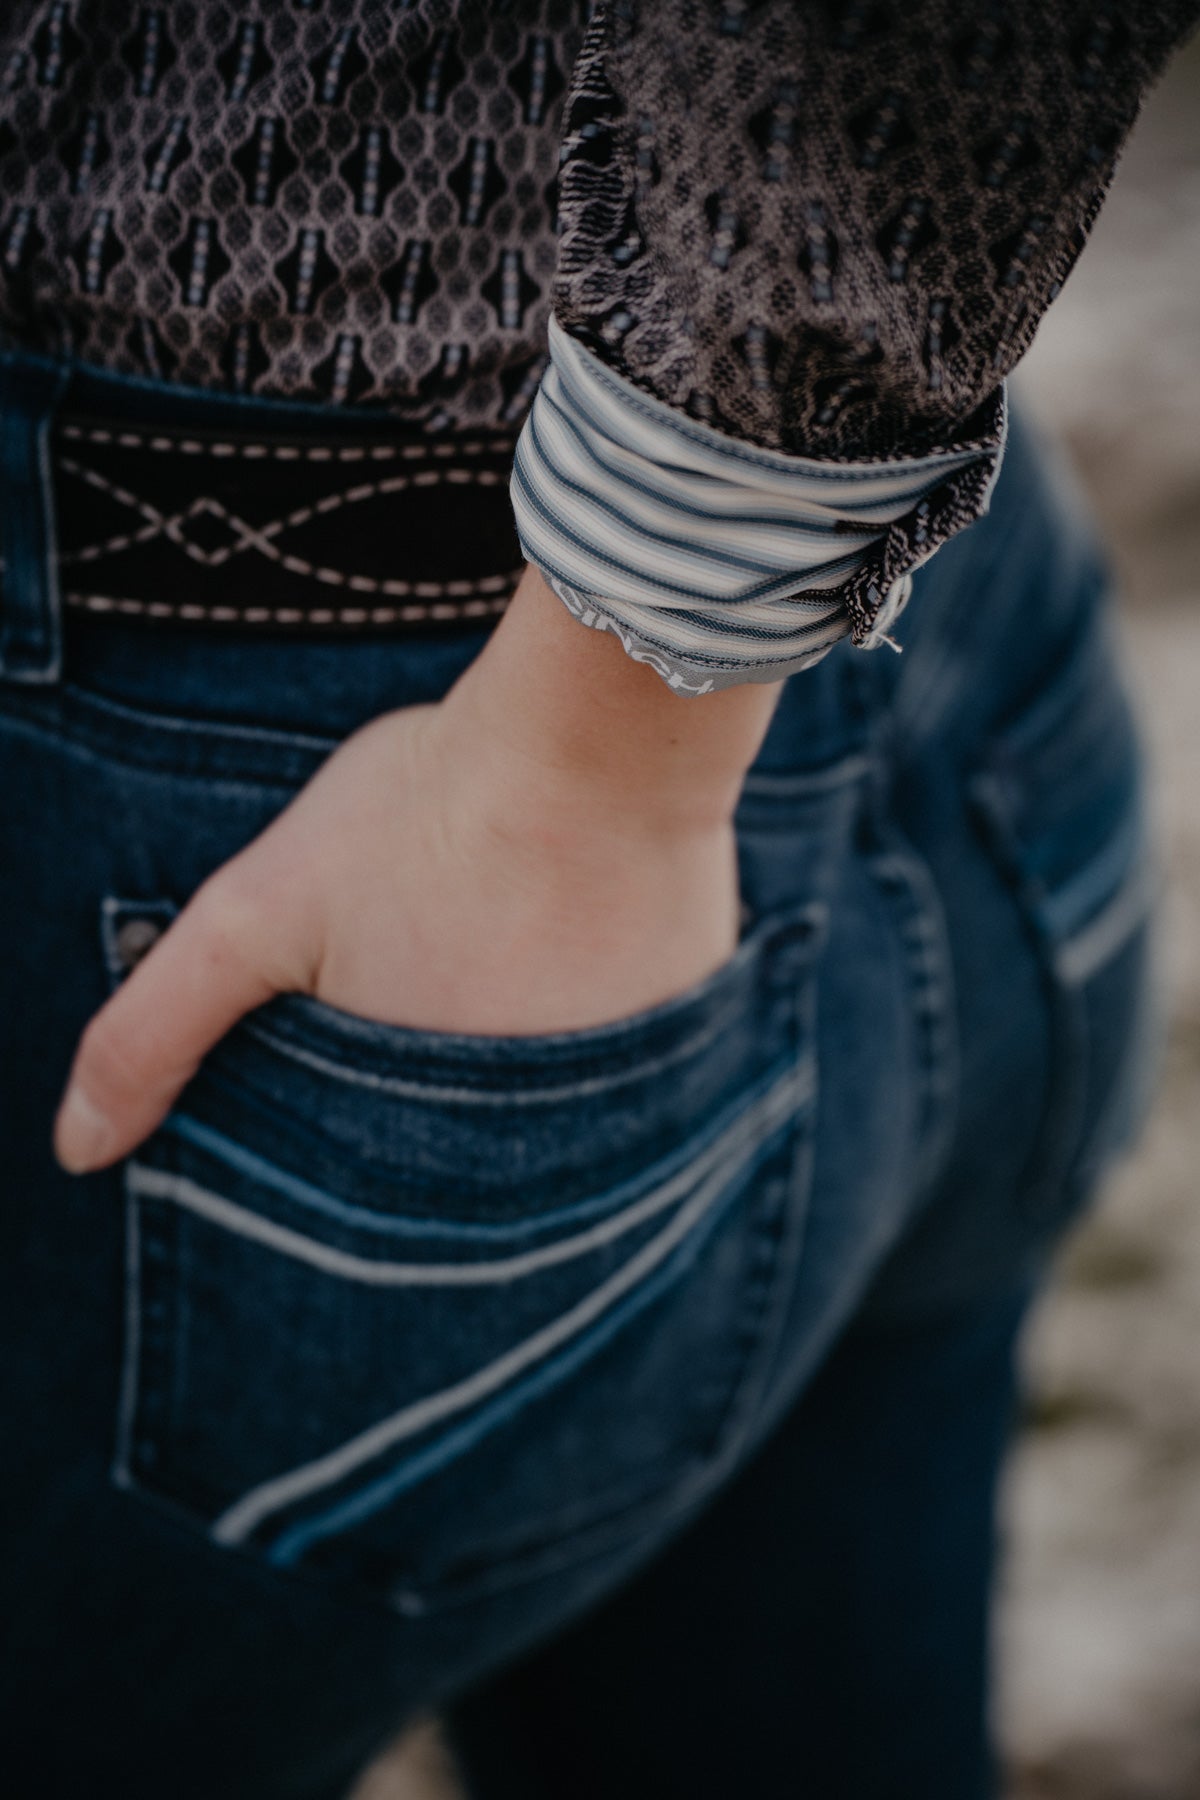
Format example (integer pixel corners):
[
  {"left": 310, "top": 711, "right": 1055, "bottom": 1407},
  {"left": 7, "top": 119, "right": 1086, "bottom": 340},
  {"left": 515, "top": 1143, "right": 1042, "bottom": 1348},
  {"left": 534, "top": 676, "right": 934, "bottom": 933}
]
[{"left": 0, "top": 349, "right": 523, "bottom": 684}]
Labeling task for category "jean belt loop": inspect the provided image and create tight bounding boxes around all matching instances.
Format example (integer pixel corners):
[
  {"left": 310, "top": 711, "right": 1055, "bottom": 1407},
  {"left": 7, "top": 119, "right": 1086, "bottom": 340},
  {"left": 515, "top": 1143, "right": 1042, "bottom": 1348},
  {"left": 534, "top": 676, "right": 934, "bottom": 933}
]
[{"left": 0, "top": 352, "right": 71, "bottom": 685}]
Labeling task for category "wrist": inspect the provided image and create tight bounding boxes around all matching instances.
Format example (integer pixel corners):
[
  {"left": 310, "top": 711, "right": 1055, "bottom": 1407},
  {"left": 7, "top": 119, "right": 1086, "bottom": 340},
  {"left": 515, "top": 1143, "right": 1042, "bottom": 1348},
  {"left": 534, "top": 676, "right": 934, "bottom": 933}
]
[
  {"left": 404, "top": 697, "right": 742, "bottom": 994},
  {"left": 443, "top": 565, "right": 781, "bottom": 840}
]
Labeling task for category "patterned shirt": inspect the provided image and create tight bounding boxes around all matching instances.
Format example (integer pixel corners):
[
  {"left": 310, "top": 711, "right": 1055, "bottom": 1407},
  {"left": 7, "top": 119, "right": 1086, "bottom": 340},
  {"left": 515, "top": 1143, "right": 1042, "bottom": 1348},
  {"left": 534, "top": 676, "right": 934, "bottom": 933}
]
[{"left": 0, "top": 1, "right": 1195, "bottom": 688}]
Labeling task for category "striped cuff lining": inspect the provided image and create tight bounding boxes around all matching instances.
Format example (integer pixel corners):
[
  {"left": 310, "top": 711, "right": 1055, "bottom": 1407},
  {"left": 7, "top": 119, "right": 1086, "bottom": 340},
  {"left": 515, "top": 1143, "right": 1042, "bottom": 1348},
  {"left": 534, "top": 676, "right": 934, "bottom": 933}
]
[{"left": 511, "top": 315, "right": 1004, "bottom": 695}]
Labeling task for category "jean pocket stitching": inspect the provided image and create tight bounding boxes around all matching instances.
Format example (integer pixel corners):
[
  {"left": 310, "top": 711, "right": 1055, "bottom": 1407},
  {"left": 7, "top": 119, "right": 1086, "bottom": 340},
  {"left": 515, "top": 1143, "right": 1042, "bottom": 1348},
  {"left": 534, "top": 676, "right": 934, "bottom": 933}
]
[
  {"left": 863, "top": 831, "right": 960, "bottom": 1202},
  {"left": 1047, "top": 850, "right": 1157, "bottom": 989},
  {"left": 969, "top": 621, "right": 1155, "bottom": 1222},
  {"left": 112, "top": 1180, "right": 181, "bottom": 1497},
  {"left": 224, "top": 1068, "right": 806, "bottom": 1556},
  {"left": 239, "top": 1007, "right": 735, "bottom": 1105},
  {"left": 157, "top": 1051, "right": 812, "bottom": 1245},
  {"left": 130, "top": 1059, "right": 810, "bottom": 1288},
  {"left": 112, "top": 1056, "right": 813, "bottom": 1585}
]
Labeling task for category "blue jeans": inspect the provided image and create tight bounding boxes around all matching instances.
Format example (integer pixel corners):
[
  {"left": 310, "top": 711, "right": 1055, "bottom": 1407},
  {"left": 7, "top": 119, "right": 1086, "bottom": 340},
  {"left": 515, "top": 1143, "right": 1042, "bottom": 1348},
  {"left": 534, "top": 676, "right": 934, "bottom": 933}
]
[{"left": 0, "top": 356, "right": 1159, "bottom": 1798}]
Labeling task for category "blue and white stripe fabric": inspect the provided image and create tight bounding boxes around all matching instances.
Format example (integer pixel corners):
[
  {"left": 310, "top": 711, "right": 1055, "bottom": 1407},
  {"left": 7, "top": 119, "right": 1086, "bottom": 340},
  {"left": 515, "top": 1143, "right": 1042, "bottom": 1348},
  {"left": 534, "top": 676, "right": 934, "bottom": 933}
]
[{"left": 512, "top": 315, "right": 1003, "bottom": 695}]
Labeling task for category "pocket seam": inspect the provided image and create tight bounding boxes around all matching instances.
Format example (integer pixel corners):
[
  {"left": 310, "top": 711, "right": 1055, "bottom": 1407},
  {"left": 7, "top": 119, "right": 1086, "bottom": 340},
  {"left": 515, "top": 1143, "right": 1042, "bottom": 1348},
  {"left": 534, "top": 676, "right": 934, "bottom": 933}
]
[
  {"left": 236, "top": 903, "right": 825, "bottom": 1102},
  {"left": 101, "top": 889, "right": 826, "bottom": 1103}
]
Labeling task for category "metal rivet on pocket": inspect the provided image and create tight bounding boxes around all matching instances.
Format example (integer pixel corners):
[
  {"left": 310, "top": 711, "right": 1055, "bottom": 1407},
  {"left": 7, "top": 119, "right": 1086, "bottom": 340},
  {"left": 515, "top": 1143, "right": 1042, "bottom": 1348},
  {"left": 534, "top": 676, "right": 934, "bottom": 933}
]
[{"left": 114, "top": 917, "right": 163, "bottom": 971}]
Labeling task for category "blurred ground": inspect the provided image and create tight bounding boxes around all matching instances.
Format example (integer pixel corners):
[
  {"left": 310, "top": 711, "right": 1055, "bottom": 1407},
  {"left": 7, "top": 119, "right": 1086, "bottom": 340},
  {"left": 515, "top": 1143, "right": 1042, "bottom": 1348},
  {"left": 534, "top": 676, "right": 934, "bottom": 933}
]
[{"left": 355, "top": 41, "right": 1200, "bottom": 1800}]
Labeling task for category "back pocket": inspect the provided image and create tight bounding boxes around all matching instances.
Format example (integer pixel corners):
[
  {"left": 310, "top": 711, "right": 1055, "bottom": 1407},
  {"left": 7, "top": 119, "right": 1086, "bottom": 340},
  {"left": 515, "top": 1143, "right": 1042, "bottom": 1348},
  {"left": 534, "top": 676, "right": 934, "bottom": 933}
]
[
  {"left": 106, "top": 901, "right": 822, "bottom": 1612},
  {"left": 969, "top": 613, "right": 1160, "bottom": 1228}
]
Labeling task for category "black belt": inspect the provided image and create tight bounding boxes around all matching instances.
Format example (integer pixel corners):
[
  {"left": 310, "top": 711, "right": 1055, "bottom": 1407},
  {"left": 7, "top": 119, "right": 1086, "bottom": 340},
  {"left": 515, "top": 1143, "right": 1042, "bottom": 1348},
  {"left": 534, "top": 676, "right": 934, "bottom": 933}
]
[{"left": 52, "top": 414, "right": 524, "bottom": 634}]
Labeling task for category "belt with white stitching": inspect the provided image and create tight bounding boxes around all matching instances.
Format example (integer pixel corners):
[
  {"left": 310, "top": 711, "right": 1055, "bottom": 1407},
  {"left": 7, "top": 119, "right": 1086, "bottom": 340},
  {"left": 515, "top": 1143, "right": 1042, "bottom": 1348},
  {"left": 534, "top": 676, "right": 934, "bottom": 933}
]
[{"left": 53, "top": 413, "right": 524, "bottom": 634}]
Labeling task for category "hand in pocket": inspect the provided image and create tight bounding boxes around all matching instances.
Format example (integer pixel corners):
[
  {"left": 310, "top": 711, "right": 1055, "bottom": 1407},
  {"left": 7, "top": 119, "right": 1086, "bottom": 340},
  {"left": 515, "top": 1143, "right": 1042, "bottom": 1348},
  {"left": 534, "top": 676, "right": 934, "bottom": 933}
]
[{"left": 54, "top": 574, "right": 765, "bottom": 1173}]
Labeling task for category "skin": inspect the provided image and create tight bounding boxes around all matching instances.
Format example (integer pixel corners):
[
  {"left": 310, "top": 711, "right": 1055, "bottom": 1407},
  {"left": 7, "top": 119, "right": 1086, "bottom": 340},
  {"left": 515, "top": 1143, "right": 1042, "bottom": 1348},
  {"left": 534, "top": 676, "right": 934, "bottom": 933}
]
[{"left": 53, "top": 565, "right": 783, "bottom": 1174}]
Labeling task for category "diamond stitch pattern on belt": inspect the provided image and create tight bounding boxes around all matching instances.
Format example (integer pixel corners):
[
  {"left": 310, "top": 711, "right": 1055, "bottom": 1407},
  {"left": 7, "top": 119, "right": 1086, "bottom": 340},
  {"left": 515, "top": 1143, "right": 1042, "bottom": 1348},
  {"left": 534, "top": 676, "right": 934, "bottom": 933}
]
[{"left": 45, "top": 419, "right": 527, "bottom": 630}]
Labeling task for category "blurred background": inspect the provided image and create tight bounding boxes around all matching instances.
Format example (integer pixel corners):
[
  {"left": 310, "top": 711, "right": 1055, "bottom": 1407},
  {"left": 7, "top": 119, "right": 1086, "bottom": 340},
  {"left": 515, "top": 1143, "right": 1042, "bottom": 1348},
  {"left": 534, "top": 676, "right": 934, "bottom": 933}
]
[
  {"left": 998, "top": 32, "right": 1200, "bottom": 1800},
  {"left": 358, "top": 38, "right": 1200, "bottom": 1800}
]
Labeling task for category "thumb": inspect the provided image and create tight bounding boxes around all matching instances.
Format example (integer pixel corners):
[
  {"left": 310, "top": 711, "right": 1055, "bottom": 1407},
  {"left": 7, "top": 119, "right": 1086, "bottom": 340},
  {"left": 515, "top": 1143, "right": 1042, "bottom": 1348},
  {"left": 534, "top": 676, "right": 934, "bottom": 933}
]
[{"left": 54, "top": 864, "right": 294, "bottom": 1174}]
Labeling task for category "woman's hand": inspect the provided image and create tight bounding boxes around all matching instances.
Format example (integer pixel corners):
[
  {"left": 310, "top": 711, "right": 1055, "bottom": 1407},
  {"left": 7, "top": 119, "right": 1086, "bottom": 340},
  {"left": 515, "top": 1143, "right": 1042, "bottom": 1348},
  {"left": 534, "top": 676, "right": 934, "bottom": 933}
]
[{"left": 53, "top": 569, "right": 782, "bottom": 1175}]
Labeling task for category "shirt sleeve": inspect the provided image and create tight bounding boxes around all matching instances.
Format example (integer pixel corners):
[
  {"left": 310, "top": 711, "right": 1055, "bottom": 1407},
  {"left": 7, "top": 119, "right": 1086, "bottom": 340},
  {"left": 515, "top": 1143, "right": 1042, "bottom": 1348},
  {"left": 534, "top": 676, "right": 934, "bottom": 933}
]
[{"left": 511, "top": 0, "right": 1199, "bottom": 694}]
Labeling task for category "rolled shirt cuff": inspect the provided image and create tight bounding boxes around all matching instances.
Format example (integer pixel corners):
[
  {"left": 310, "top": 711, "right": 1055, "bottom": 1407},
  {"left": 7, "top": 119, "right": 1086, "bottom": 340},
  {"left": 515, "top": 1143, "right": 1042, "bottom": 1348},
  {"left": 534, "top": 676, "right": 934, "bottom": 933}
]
[{"left": 511, "top": 313, "right": 1007, "bottom": 695}]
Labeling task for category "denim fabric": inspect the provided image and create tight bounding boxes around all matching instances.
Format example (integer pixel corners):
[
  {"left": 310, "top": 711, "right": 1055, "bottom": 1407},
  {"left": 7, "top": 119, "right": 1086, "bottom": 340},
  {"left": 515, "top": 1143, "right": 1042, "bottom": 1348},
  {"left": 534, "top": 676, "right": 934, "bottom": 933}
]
[
  {"left": 0, "top": 360, "right": 1160, "bottom": 1799},
  {"left": 0, "top": 355, "right": 69, "bottom": 682},
  {"left": 447, "top": 1279, "right": 1036, "bottom": 1800}
]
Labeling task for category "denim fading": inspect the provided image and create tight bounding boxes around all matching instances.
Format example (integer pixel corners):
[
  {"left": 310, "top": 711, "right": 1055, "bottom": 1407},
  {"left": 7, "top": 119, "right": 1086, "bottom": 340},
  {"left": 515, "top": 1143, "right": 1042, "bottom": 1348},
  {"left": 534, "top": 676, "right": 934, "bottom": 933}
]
[{"left": 0, "top": 366, "right": 1160, "bottom": 1797}]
